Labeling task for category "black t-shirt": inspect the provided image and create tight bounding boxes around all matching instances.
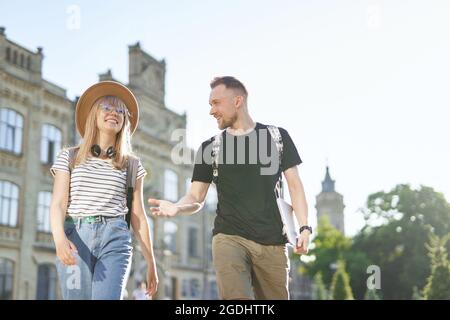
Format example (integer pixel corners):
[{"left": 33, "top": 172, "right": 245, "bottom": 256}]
[{"left": 191, "top": 122, "right": 302, "bottom": 245}]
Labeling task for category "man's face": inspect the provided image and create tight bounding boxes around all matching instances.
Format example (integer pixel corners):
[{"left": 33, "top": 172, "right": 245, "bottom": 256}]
[{"left": 209, "top": 84, "right": 239, "bottom": 130}]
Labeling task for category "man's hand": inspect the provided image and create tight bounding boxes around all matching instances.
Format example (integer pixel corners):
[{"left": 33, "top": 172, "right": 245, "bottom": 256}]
[
  {"left": 148, "top": 198, "right": 179, "bottom": 217},
  {"left": 293, "top": 231, "right": 310, "bottom": 255}
]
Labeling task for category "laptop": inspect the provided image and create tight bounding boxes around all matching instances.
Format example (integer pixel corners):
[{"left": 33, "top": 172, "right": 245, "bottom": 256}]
[{"left": 276, "top": 197, "right": 300, "bottom": 247}]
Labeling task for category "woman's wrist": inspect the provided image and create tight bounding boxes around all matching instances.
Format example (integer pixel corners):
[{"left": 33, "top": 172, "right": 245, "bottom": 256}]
[
  {"left": 146, "top": 258, "right": 157, "bottom": 268},
  {"left": 144, "top": 252, "right": 156, "bottom": 264},
  {"left": 52, "top": 228, "right": 66, "bottom": 242}
]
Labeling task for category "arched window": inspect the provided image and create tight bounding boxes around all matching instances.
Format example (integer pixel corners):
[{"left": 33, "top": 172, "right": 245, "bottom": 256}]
[
  {"left": 0, "top": 181, "right": 19, "bottom": 227},
  {"left": 0, "top": 258, "right": 14, "bottom": 300},
  {"left": 0, "top": 108, "right": 23, "bottom": 155},
  {"left": 41, "top": 124, "right": 62, "bottom": 164}
]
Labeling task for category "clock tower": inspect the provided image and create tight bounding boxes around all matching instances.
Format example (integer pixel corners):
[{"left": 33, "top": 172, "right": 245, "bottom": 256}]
[{"left": 315, "top": 166, "right": 346, "bottom": 234}]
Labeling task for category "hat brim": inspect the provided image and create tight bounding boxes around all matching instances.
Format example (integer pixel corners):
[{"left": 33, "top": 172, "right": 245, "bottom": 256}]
[{"left": 75, "top": 81, "right": 139, "bottom": 137}]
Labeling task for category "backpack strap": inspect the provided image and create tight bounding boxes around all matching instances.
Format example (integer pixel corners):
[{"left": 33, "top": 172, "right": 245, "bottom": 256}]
[
  {"left": 267, "top": 126, "right": 284, "bottom": 199},
  {"left": 211, "top": 132, "right": 223, "bottom": 186},
  {"left": 126, "top": 155, "right": 139, "bottom": 229},
  {"left": 67, "top": 147, "right": 80, "bottom": 172}
]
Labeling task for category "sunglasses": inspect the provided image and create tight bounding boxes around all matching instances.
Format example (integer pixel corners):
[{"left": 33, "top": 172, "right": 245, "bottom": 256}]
[{"left": 99, "top": 103, "right": 130, "bottom": 116}]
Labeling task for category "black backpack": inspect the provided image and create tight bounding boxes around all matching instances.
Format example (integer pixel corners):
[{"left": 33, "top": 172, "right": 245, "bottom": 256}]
[{"left": 67, "top": 147, "right": 138, "bottom": 229}]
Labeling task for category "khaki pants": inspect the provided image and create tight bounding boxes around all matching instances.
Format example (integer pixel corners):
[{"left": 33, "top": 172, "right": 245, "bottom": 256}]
[{"left": 212, "top": 233, "right": 290, "bottom": 300}]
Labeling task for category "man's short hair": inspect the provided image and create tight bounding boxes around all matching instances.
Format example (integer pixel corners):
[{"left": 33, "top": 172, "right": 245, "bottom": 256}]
[{"left": 210, "top": 76, "right": 248, "bottom": 98}]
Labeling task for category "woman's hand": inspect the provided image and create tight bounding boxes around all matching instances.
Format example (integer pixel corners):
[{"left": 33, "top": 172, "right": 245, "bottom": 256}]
[
  {"left": 54, "top": 233, "right": 78, "bottom": 266},
  {"left": 146, "top": 261, "right": 159, "bottom": 298}
]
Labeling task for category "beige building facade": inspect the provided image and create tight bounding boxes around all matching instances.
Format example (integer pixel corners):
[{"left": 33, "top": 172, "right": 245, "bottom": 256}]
[{"left": 0, "top": 27, "right": 217, "bottom": 300}]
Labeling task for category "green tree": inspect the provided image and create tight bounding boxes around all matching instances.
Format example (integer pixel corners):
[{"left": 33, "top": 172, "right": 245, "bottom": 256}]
[
  {"left": 304, "top": 216, "right": 352, "bottom": 286},
  {"left": 304, "top": 216, "right": 372, "bottom": 297},
  {"left": 411, "top": 286, "right": 424, "bottom": 300},
  {"left": 364, "top": 288, "right": 381, "bottom": 300},
  {"left": 330, "top": 260, "right": 354, "bottom": 300},
  {"left": 423, "top": 233, "right": 450, "bottom": 300},
  {"left": 351, "top": 184, "right": 450, "bottom": 299},
  {"left": 312, "top": 272, "right": 328, "bottom": 300}
]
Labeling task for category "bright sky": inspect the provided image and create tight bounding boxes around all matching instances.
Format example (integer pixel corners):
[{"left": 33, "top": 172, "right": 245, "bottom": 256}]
[{"left": 1, "top": 0, "right": 449, "bottom": 236}]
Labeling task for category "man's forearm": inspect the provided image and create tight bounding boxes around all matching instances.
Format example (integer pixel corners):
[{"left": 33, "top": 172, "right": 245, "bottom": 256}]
[
  {"left": 292, "top": 194, "right": 309, "bottom": 227},
  {"left": 289, "top": 183, "right": 309, "bottom": 227}
]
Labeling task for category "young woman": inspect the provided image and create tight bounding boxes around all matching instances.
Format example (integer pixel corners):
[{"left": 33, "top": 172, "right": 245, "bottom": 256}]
[{"left": 50, "top": 81, "right": 158, "bottom": 300}]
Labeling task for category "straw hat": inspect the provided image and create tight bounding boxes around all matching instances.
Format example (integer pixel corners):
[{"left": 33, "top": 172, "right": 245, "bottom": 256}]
[{"left": 75, "top": 81, "right": 139, "bottom": 137}]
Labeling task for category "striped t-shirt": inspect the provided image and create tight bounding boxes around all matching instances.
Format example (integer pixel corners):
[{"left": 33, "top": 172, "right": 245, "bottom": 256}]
[{"left": 50, "top": 149, "right": 147, "bottom": 217}]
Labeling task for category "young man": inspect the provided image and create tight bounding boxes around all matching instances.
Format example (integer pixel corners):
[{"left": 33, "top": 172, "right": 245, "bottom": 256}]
[{"left": 149, "top": 76, "right": 310, "bottom": 300}]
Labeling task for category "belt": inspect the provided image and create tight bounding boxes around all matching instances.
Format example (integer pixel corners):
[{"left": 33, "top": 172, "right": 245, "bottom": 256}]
[{"left": 65, "top": 215, "right": 124, "bottom": 224}]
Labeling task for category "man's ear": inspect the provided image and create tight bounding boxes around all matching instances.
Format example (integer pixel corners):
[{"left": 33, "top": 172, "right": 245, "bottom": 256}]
[{"left": 234, "top": 95, "right": 244, "bottom": 109}]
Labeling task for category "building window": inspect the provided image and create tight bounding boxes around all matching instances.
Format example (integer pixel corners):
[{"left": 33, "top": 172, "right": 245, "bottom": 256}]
[
  {"left": 181, "top": 278, "right": 200, "bottom": 298},
  {"left": 37, "top": 192, "right": 52, "bottom": 233},
  {"left": 185, "top": 177, "right": 191, "bottom": 194},
  {"left": 190, "top": 279, "right": 200, "bottom": 298},
  {"left": 6, "top": 47, "right": 10, "bottom": 61},
  {"left": 0, "top": 258, "right": 14, "bottom": 300},
  {"left": 170, "top": 276, "right": 177, "bottom": 300},
  {"left": 27, "top": 56, "right": 31, "bottom": 70},
  {"left": 188, "top": 227, "right": 199, "bottom": 257},
  {"left": 207, "top": 232, "right": 213, "bottom": 262},
  {"left": 36, "top": 264, "right": 57, "bottom": 300},
  {"left": 181, "top": 279, "right": 189, "bottom": 297},
  {"left": 12, "top": 51, "right": 17, "bottom": 64},
  {"left": 164, "top": 169, "right": 178, "bottom": 201},
  {"left": 41, "top": 124, "right": 62, "bottom": 164},
  {"left": 0, "top": 181, "right": 19, "bottom": 227},
  {"left": 209, "top": 280, "right": 218, "bottom": 299},
  {"left": 147, "top": 216, "right": 154, "bottom": 243},
  {"left": 163, "top": 221, "right": 177, "bottom": 253},
  {"left": 0, "top": 108, "right": 23, "bottom": 155},
  {"left": 20, "top": 54, "right": 24, "bottom": 68}
]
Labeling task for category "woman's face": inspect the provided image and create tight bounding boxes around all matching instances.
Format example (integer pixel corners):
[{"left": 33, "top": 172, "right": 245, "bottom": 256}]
[{"left": 96, "top": 100, "right": 126, "bottom": 135}]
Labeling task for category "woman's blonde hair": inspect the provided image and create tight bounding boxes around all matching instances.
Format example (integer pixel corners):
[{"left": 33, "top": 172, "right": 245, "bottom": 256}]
[{"left": 73, "top": 95, "right": 133, "bottom": 169}]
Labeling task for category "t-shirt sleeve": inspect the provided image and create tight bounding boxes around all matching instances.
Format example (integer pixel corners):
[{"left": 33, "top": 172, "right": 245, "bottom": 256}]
[
  {"left": 137, "top": 159, "right": 148, "bottom": 180},
  {"left": 279, "top": 127, "right": 302, "bottom": 171},
  {"left": 50, "top": 149, "right": 70, "bottom": 177},
  {"left": 191, "top": 139, "right": 214, "bottom": 183}
]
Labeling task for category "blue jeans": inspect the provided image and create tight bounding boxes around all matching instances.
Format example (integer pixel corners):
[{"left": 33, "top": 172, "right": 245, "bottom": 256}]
[{"left": 56, "top": 216, "right": 133, "bottom": 300}]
